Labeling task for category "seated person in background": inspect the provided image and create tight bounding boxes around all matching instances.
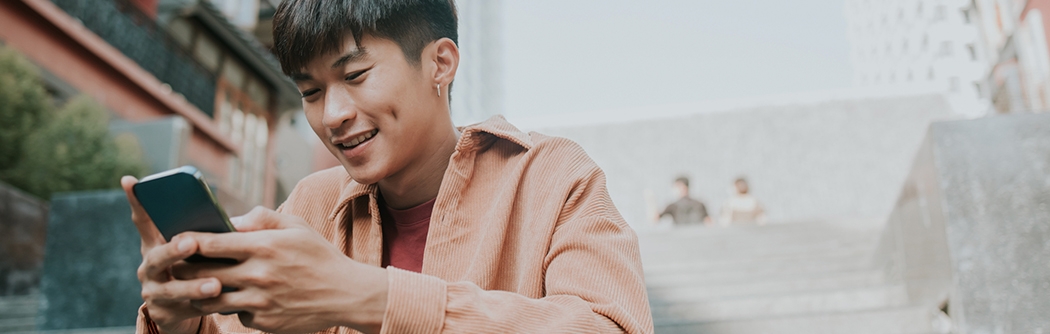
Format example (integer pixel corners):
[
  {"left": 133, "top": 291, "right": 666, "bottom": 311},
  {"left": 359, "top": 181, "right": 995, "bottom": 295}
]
[
  {"left": 123, "top": 1, "right": 654, "bottom": 333},
  {"left": 655, "top": 176, "right": 711, "bottom": 226},
  {"left": 719, "top": 177, "right": 767, "bottom": 226}
]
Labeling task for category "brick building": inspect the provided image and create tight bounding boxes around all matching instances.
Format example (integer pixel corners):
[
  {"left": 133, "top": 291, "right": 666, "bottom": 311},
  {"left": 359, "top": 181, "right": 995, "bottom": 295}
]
[
  {"left": 0, "top": 0, "right": 300, "bottom": 214},
  {"left": 972, "top": 0, "right": 1050, "bottom": 113}
]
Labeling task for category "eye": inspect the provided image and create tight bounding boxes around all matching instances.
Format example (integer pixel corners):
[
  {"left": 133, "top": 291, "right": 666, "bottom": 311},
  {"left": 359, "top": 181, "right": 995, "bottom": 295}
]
[
  {"left": 345, "top": 68, "right": 370, "bottom": 82},
  {"left": 300, "top": 88, "right": 320, "bottom": 98}
]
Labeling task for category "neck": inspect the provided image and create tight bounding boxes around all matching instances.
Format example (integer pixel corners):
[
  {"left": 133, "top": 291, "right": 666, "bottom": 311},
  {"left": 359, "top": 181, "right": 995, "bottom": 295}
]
[{"left": 377, "top": 122, "right": 460, "bottom": 210}]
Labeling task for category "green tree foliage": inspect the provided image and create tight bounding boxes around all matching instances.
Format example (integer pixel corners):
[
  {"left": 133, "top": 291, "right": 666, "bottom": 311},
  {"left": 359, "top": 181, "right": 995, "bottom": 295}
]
[
  {"left": 0, "top": 45, "right": 50, "bottom": 173},
  {"left": 9, "top": 96, "right": 148, "bottom": 199},
  {"left": 0, "top": 45, "right": 148, "bottom": 200}
]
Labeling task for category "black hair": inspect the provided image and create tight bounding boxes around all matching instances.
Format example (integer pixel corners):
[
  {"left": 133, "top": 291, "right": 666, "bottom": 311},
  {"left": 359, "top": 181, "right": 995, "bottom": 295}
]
[
  {"left": 272, "top": 0, "right": 458, "bottom": 75},
  {"left": 675, "top": 176, "right": 690, "bottom": 189}
]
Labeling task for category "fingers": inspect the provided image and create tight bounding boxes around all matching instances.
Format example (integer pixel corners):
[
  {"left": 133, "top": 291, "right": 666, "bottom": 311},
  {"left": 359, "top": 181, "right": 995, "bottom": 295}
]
[
  {"left": 230, "top": 206, "right": 306, "bottom": 232},
  {"left": 122, "top": 175, "right": 165, "bottom": 250},
  {"left": 190, "top": 290, "right": 268, "bottom": 315},
  {"left": 140, "top": 237, "right": 197, "bottom": 281},
  {"left": 143, "top": 277, "right": 223, "bottom": 303},
  {"left": 170, "top": 261, "right": 230, "bottom": 281},
  {"left": 183, "top": 232, "right": 256, "bottom": 262}
]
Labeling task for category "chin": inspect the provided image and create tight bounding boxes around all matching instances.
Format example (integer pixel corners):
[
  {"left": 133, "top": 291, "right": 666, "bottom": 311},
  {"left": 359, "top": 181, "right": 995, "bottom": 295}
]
[{"left": 340, "top": 163, "right": 387, "bottom": 185}]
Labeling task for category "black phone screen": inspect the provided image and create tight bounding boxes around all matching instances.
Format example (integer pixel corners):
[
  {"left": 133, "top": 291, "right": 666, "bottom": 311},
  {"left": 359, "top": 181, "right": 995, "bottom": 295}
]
[{"left": 133, "top": 166, "right": 236, "bottom": 263}]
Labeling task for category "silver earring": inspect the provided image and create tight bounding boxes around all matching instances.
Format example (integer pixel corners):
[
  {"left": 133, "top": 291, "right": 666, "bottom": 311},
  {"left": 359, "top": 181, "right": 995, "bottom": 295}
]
[{"left": 436, "top": 83, "right": 441, "bottom": 97}]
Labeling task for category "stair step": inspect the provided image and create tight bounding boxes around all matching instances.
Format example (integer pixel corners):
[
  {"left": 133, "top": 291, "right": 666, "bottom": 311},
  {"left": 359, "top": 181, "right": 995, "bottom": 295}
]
[
  {"left": 640, "top": 233, "right": 877, "bottom": 251},
  {"left": 642, "top": 246, "right": 874, "bottom": 268},
  {"left": 648, "top": 269, "right": 886, "bottom": 301},
  {"left": 644, "top": 256, "right": 882, "bottom": 288},
  {"left": 0, "top": 317, "right": 37, "bottom": 333},
  {"left": 650, "top": 284, "right": 909, "bottom": 323},
  {"left": 643, "top": 248, "right": 872, "bottom": 275},
  {"left": 640, "top": 222, "right": 929, "bottom": 332},
  {"left": 0, "top": 295, "right": 39, "bottom": 319},
  {"left": 637, "top": 223, "right": 882, "bottom": 242},
  {"left": 654, "top": 305, "right": 940, "bottom": 334}
]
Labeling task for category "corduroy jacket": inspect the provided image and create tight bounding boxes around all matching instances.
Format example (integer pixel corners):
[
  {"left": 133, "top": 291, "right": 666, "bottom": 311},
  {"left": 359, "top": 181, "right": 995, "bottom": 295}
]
[{"left": 137, "top": 116, "right": 654, "bottom": 334}]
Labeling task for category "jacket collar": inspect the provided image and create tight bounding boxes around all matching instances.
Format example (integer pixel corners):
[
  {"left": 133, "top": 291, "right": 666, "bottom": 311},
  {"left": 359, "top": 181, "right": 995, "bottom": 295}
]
[{"left": 328, "top": 115, "right": 532, "bottom": 219}]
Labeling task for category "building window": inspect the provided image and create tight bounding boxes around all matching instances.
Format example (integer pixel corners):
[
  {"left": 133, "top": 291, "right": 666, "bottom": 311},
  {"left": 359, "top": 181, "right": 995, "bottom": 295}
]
[
  {"left": 935, "top": 5, "right": 947, "bottom": 21},
  {"left": 967, "top": 44, "right": 978, "bottom": 61},
  {"left": 216, "top": 75, "right": 272, "bottom": 206},
  {"left": 246, "top": 76, "right": 271, "bottom": 110},
  {"left": 193, "top": 33, "right": 222, "bottom": 72},
  {"left": 940, "top": 41, "right": 953, "bottom": 57},
  {"left": 168, "top": 17, "right": 194, "bottom": 48},
  {"left": 222, "top": 59, "right": 247, "bottom": 91}
]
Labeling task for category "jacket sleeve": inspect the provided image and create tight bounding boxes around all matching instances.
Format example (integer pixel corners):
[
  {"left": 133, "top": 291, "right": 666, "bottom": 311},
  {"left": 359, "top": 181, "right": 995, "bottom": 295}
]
[{"left": 379, "top": 167, "right": 654, "bottom": 334}]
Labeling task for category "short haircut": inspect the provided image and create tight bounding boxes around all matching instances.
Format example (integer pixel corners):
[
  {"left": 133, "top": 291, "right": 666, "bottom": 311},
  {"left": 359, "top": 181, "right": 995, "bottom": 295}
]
[
  {"left": 272, "top": 0, "right": 458, "bottom": 75},
  {"left": 674, "top": 176, "right": 690, "bottom": 189},
  {"left": 734, "top": 177, "right": 749, "bottom": 194}
]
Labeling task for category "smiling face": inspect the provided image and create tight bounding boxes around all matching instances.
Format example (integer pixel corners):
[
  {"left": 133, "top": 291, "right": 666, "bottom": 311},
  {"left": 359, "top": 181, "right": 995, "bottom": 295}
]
[{"left": 292, "top": 34, "right": 455, "bottom": 185}]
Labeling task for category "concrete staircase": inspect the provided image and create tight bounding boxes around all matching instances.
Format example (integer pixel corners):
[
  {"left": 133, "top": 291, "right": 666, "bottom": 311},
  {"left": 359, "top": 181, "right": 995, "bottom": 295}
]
[
  {"left": 639, "top": 222, "right": 946, "bottom": 334},
  {"left": 0, "top": 294, "right": 38, "bottom": 333}
]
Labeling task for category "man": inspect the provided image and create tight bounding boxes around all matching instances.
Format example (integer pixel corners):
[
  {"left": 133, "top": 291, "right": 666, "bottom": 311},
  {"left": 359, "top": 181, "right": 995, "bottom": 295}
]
[
  {"left": 123, "top": 1, "right": 653, "bottom": 333},
  {"left": 655, "top": 176, "right": 710, "bottom": 225},
  {"left": 719, "top": 177, "right": 767, "bottom": 226}
]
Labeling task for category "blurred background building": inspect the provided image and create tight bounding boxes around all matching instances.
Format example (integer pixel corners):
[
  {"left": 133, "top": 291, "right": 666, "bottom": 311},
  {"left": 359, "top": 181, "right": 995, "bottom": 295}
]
[
  {"left": 450, "top": 0, "right": 504, "bottom": 125},
  {"left": 0, "top": 0, "right": 302, "bottom": 215},
  {"left": 844, "top": 0, "right": 1050, "bottom": 115},
  {"left": 972, "top": 0, "right": 1050, "bottom": 113},
  {"left": 844, "top": 0, "right": 991, "bottom": 116}
]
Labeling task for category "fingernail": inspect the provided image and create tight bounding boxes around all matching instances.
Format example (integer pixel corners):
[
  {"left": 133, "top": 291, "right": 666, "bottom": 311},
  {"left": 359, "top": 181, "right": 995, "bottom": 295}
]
[
  {"left": 200, "top": 281, "right": 219, "bottom": 295},
  {"left": 177, "top": 239, "right": 194, "bottom": 253},
  {"left": 230, "top": 217, "right": 243, "bottom": 229}
]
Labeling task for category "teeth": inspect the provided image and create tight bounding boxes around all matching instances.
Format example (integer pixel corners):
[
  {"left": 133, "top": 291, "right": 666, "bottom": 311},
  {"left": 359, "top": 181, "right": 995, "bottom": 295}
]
[{"left": 341, "top": 129, "right": 377, "bottom": 149}]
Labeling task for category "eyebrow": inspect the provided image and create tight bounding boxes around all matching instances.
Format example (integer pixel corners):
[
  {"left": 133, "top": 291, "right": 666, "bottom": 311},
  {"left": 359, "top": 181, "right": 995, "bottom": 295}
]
[
  {"left": 331, "top": 47, "right": 368, "bottom": 69},
  {"left": 290, "top": 47, "right": 369, "bottom": 82}
]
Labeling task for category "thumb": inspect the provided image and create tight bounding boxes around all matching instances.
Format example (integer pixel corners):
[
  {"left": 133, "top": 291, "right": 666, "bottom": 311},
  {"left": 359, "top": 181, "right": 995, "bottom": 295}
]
[{"left": 231, "top": 206, "right": 304, "bottom": 232}]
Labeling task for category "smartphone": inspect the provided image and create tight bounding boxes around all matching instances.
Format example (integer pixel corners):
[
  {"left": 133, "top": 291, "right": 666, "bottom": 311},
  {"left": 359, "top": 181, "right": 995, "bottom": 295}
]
[{"left": 133, "top": 165, "right": 237, "bottom": 263}]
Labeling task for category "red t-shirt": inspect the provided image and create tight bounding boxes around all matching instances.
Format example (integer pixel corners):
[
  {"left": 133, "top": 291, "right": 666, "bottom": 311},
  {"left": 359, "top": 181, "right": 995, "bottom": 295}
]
[{"left": 379, "top": 197, "right": 435, "bottom": 273}]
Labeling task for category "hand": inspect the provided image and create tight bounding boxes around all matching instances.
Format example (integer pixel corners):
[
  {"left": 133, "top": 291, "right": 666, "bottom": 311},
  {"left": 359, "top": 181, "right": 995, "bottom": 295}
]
[
  {"left": 173, "top": 207, "right": 389, "bottom": 334},
  {"left": 122, "top": 176, "right": 217, "bottom": 334}
]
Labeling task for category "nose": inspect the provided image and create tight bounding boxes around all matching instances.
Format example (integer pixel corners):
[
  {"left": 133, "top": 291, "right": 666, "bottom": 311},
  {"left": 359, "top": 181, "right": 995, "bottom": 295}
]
[{"left": 322, "top": 86, "right": 357, "bottom": 129}]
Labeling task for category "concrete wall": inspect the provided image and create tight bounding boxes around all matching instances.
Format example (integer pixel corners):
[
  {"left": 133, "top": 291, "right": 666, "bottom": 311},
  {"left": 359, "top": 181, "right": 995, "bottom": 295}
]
[
  {"left": 536, "top": 94, "right": 956, "bottom": 227},
  {"left": 40, "top": 190, "right": 141, "bottom": 330},
  {"left": 870, "top": 132, "right": 953, "bottom": 308},
  {"left": 872, "top": 112, "right": 1050, "bottom": 333},
  {"left": 934, "top": 114, "right": 1050, "bottom": 333},
  {"left": 0, "top": 182, "right": 48, "bottom": 296}
]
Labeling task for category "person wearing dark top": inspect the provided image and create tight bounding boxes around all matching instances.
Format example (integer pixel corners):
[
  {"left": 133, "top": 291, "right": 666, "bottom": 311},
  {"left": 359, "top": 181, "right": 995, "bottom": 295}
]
[{"left": 657, "top": 177, "right": 711, "bottom": 225}]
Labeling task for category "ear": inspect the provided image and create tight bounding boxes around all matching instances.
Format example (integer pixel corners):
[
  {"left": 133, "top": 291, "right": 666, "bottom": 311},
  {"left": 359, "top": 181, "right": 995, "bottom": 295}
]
[{"left": 429, "top": 37, "right": 459, "bottom": 91}]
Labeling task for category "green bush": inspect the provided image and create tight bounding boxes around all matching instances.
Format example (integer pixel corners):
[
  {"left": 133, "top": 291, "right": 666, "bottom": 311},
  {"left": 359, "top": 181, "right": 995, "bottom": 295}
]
[
  {"left": 0, "top": 45, "right": 50, "bottom": 173},
  {"left": 0, "top": 45, "right": 148, "bottom": 200}
]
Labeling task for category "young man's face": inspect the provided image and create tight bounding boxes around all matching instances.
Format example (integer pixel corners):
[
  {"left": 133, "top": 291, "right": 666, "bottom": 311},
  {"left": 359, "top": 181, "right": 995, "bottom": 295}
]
[
  {"left": 293, "top": 34, "right": 443, "bottom": 184},
  {"left": 673, "top": 181, "right": 688, "bottom": 198}
]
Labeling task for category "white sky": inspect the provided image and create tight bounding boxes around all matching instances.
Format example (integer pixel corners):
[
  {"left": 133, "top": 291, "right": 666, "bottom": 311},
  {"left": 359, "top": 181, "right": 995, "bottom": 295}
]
[{"left": 501, "top": 0, "right": 855, "bottom": 118}]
